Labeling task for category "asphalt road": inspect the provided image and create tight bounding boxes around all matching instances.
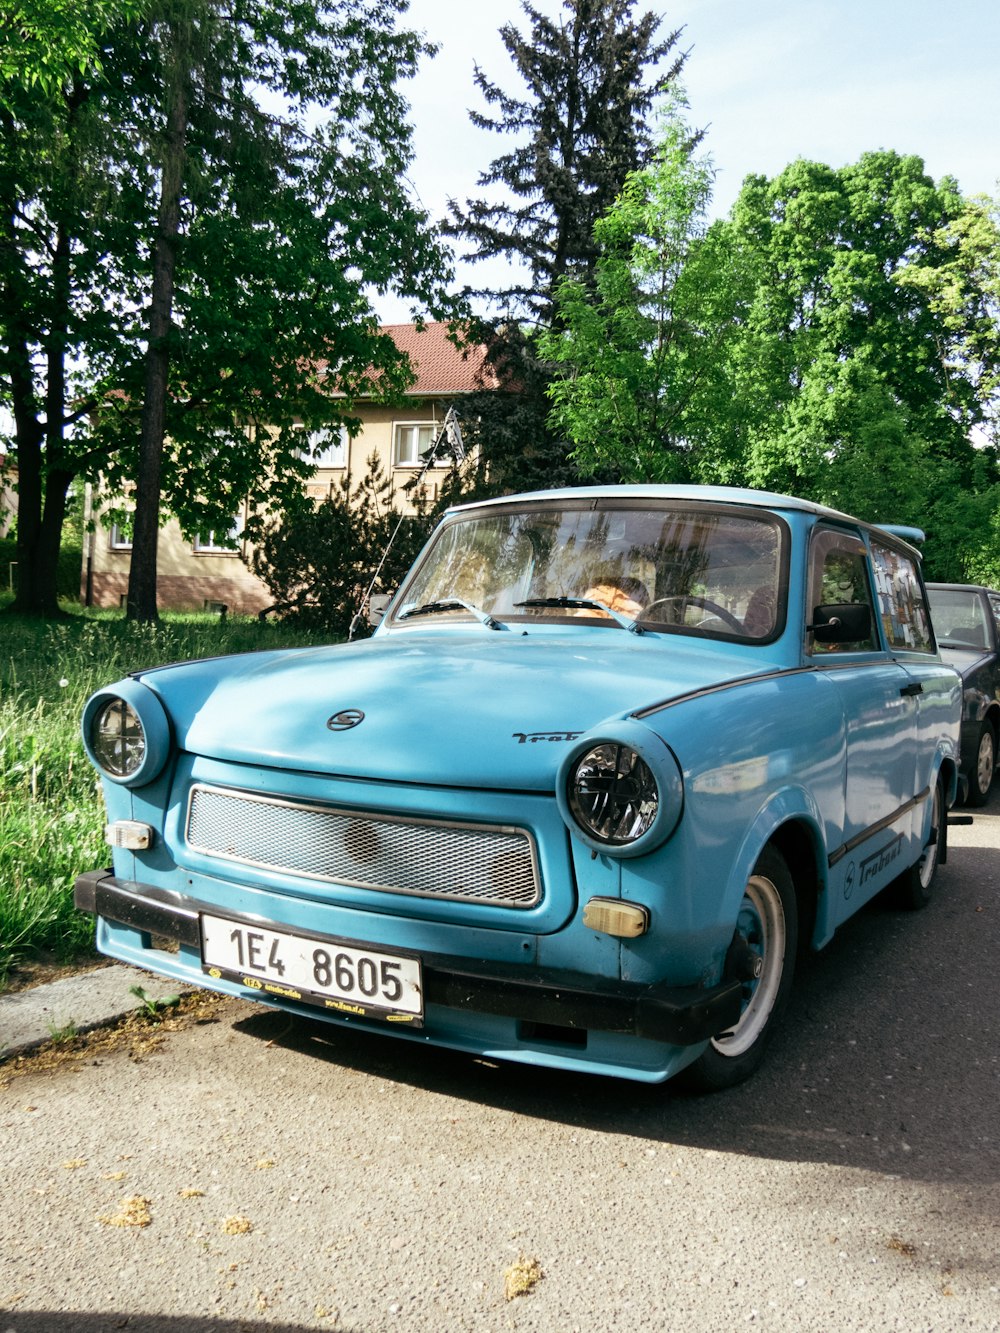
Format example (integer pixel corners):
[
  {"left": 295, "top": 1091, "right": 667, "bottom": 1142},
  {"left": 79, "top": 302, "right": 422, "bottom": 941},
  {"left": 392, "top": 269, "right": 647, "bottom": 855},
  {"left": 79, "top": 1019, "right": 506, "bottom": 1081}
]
[{"left": 2, "top": 794, "right": 998, "bottom": 1333}]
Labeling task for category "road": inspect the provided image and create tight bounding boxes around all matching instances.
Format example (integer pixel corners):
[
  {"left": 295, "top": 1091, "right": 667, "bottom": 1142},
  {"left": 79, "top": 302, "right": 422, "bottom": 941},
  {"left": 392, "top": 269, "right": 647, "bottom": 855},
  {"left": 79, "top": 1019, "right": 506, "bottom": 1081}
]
[{"left": 2, "top": 795, "right": 998, "bottom": 1333}]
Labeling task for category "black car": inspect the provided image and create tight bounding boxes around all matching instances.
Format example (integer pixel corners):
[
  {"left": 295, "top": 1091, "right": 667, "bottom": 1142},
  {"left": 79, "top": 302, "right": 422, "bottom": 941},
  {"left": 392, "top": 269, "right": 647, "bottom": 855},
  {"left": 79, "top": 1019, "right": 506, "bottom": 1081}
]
[{"left": 926, "top": 582, "right": 1000, "bottom": 805}]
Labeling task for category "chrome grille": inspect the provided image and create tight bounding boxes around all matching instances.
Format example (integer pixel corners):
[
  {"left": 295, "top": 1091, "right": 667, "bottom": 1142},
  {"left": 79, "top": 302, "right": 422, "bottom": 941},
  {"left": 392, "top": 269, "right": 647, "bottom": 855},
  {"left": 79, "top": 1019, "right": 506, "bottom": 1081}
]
[{"left": 186, "top": 784, "right": 542, "bottom": 908}]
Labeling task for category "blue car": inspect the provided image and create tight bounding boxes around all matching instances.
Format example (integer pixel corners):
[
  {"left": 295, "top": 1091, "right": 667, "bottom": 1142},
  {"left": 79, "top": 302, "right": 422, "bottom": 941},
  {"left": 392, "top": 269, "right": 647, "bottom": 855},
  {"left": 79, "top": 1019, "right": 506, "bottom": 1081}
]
[{"left": 75, "top": 486, "right": 962, "bottom": 1088}]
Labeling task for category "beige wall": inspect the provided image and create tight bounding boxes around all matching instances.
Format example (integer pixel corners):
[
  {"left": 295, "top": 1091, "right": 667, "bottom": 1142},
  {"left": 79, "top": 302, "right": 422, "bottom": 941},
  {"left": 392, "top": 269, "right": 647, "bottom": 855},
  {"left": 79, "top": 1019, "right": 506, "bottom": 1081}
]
[
  {"left": 1, "top": 461, "right": 15, "bottom": 539},
  {"left": 81, "top": 396, "right": 460, "bottom": 613},
  {"left": 81, "top": 507, "right": 273, "bottom": 614}
]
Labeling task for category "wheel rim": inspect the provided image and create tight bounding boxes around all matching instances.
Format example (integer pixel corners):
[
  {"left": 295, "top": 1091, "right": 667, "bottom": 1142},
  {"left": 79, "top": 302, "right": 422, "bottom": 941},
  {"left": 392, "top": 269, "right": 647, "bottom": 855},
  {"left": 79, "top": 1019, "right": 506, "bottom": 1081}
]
[
  {"left": 711, "top": 874, "right": 786, "bottom": 1059},
  {"left": 976, "top": 728, "right": 995, "bottom": 798},
  {"left": 918, "top": 782, "right": 943, "bottom": 890}
]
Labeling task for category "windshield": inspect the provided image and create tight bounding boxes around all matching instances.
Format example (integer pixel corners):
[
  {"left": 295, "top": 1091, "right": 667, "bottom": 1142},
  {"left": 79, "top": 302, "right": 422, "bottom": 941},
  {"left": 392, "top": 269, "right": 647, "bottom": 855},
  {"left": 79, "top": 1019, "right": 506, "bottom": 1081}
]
[
  {"left": 392, "top": 501, "right": 787, "bottom": 642},
  {"left": 927, "top": 588, "right": 992, "bottom": 649}
]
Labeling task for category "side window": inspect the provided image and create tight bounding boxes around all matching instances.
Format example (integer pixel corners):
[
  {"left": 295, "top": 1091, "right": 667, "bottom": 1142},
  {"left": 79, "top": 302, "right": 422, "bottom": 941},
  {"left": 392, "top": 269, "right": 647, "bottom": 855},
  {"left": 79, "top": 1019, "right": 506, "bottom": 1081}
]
[
  {"left": 807, "top": 527, "right": 877, "bottom": 654},
  {"left": 988, "top": 594, "right": 1000, "bottom": 638},
  {"left": 869, "top": 540, "right": 934, "bottom": 653}
]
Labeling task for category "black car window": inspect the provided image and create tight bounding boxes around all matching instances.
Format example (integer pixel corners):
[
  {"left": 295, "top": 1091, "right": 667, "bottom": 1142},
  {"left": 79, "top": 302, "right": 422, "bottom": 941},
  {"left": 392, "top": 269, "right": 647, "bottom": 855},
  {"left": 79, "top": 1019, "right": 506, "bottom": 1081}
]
[{"left": 928, "top": 588, "right": 991, "bottom": 649}]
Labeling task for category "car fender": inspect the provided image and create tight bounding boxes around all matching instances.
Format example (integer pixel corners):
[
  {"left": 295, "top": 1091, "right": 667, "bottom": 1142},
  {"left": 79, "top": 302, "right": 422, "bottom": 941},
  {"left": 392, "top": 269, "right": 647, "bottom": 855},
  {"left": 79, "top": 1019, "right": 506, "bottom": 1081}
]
[{"left": 724, "top": 784, "right": 829, "bottom": 951}]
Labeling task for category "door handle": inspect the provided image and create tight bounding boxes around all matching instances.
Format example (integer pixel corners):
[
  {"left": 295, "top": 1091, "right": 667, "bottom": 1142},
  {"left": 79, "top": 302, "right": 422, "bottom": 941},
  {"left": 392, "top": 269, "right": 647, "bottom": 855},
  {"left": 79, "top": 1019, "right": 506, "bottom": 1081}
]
[{"left": 899, "top": 681, "right": 923, "bottom": 697}]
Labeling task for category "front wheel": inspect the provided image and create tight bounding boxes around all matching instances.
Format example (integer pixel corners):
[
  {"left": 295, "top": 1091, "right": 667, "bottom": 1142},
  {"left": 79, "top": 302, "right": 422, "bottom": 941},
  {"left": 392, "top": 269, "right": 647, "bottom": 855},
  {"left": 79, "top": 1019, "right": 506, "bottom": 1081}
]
[
  {"left": 680, "top": 846, "right": 798, "bottom": 1092},
  {"left": 965, "top": 722, "right": 996, "bottom": 808}
]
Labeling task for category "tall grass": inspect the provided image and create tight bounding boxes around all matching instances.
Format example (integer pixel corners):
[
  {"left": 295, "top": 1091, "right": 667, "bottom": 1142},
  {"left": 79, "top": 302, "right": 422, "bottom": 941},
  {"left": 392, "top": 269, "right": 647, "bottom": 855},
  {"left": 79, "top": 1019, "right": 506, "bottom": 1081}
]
[{"left": 0, "top": 606, "right": 325, "bottom": 984}]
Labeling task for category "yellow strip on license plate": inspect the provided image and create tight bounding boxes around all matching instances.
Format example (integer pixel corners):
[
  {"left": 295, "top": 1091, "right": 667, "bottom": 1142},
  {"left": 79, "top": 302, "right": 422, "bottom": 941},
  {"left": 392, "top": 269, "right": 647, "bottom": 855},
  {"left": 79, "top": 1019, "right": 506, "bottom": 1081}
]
[{"left": 199, "top": 914, "right": 423, "bottom": 1024}]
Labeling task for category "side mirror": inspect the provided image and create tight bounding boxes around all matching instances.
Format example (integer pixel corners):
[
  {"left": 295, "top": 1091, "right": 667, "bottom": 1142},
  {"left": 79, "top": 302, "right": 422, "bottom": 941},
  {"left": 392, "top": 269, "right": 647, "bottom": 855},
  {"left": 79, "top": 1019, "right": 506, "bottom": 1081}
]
[
  {"left": 367, "top": 592, "right": 393, "bottom": 626},
  {"left": 809, "top": 602, "right": 872, "bottom": 645}
]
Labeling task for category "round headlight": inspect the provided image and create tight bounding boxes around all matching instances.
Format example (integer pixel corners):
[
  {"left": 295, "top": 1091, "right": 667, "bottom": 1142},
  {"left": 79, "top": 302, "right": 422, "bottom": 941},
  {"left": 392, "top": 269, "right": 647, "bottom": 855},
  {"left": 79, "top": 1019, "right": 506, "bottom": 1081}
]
[
  {"left": 82, "top": 681, "right": 171, "bottom": 787},
  {"left": 568, "top": 743, "right": 659, "bottom": 845},
  {"left": 92, "top": 698, "right": 146, "bottom": 777},
  {"left": 556, "top": 723, "right": 684, "bottom": 857}
]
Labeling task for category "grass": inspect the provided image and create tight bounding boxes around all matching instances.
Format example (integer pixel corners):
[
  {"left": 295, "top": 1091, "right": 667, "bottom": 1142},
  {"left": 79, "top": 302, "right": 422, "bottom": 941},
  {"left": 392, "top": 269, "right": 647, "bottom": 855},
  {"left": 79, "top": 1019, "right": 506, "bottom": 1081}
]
[{"left": 0, "top": 597, "right": 325, "bottom": 987}]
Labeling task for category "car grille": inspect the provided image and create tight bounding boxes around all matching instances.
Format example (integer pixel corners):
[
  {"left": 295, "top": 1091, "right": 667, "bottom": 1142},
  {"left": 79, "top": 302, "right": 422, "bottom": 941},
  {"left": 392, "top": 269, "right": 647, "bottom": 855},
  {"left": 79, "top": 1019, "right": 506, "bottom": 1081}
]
[{"left": 185, "top": 784, "right": 542, "bottom": 908}]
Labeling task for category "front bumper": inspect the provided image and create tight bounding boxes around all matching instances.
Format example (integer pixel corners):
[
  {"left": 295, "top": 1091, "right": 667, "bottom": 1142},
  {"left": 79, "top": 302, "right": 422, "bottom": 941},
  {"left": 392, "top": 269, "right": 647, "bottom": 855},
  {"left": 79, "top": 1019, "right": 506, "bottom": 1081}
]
[{"left": 75, "top": 870, "right": 743, "bottom": 1047}]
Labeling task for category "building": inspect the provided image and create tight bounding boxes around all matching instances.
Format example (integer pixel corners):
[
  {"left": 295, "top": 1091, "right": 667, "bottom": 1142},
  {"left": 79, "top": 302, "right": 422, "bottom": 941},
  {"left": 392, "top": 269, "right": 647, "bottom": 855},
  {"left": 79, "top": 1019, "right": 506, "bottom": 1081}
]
[
  {"left": 0, "top": 453, "right": 15, "bottom": 540},
  {"left": 81, "top": 323, "right": 494, "bottom": 614}
]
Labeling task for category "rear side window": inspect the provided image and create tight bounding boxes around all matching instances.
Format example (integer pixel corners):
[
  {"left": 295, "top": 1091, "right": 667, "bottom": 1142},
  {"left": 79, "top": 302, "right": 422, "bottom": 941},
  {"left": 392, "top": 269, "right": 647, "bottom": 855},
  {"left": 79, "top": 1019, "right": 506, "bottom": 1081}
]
[{"left": 870, "top": 540, "right": 934, "bottom": 653}]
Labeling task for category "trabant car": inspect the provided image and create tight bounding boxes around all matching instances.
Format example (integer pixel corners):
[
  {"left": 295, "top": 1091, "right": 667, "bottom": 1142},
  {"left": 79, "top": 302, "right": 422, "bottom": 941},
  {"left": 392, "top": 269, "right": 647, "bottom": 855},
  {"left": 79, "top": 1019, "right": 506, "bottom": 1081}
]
[
  {"left": 925, "top": 582, "right": 1000, "bottom": 806},
  {"left": 75, "top": 486, "right": 962, "bottom": 1089}
]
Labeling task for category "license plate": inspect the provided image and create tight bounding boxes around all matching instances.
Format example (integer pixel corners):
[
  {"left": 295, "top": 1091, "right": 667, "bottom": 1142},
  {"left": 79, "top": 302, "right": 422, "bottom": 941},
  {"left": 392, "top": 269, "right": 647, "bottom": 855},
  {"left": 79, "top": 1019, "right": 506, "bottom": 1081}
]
[{"left": 199, "top": 915, "right": 423, "bottom": 1024}]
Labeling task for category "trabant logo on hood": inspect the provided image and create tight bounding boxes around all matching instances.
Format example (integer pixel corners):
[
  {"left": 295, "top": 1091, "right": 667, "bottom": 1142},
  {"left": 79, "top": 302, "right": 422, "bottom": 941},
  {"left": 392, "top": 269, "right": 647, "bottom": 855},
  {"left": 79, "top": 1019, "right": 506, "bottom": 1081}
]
[{"left": 327, "top": 709, "right": 365, "bottom": 732}]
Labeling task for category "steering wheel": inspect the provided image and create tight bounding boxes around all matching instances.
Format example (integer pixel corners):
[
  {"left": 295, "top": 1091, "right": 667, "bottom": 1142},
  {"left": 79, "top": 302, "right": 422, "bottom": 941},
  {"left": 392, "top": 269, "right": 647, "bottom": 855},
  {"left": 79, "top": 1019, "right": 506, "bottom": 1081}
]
[{"left": 642, "top": 594, "right": 744, "bottom": 633}]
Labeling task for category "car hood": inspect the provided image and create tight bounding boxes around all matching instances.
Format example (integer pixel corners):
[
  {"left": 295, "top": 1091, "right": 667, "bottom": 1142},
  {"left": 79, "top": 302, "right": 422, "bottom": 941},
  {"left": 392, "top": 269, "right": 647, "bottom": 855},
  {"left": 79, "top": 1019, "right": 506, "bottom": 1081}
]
[{"left": 136, "top": 630, "right": 771, "bottom": 791}]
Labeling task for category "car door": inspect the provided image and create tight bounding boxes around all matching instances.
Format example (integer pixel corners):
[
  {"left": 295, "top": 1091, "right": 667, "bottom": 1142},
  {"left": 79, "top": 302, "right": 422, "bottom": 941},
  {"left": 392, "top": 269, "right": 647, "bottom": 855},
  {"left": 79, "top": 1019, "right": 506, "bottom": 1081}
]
[
  {"left": 806, "top": 524, "right": 918, "bottom": 918},
  {"left": 868, "top": 536, "right": 960, "bottom": 806}
]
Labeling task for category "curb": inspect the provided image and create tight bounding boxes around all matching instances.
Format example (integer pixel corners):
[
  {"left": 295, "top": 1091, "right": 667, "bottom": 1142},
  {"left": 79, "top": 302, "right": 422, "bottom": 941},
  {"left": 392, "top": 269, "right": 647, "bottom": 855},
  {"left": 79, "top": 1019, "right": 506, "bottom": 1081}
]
[{"left": 0, "top": 964, "right": 192, "bottom": 1062}]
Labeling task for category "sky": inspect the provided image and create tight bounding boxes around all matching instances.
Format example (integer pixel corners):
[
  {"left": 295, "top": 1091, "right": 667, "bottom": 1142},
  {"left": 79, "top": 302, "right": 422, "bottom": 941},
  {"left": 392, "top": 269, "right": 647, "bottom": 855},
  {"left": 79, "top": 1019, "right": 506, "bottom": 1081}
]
[{"left": 378, "top": 0, "right": 1000, "bottom": 321}]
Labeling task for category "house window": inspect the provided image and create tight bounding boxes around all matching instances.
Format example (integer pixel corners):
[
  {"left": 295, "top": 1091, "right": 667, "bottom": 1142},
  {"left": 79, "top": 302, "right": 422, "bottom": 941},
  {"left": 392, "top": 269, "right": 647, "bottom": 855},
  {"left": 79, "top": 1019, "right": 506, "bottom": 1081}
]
[
  {"left": 393, "top": 422, "right": 436, "bottom": 468},
  {"left": 193, "top": 516, "right": 243, "bottom": 554},
  {"left": 109, "top": 523, "right": 133, "bottom": 551},
  {"left": 305, "top": 425, "right": 348, "bottom": 469}
]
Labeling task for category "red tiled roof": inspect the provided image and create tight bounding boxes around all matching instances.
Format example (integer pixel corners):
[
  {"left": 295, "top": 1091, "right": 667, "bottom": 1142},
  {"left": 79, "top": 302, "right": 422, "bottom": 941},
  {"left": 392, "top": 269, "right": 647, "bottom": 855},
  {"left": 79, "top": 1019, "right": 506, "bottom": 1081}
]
[{"left": 382, "top": 323, "right": 497, "bottom": 395}]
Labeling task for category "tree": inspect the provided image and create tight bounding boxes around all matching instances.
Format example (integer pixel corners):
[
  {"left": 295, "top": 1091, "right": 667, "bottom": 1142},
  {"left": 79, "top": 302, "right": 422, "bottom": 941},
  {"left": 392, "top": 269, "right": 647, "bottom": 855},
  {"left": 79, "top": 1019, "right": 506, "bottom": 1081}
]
[
  {"left": 718, "top": 155, "right": 1000, "bottom": 575},
  {"left": 1, "top": 0, "right": 457, "bottom": 618},
  {"left": 0, "top": 1, "right": 147, "bottom": 96},
  {"left": 893, "top": 191, "right": 1000, "bottom": 450},
  {"left": 544, "top": 145, "right": 1000, "bottom": 579},
  {"left": 447, "top": 0, "right": 685, "bottom": 324},
  {"left": 445, "top": 0, "right": 689, "bottom": 498},
  {"left": 250, "top": 454, "right": 452, "bottom": 638},
  {"left": 541, "top": 92, "right": 733, "bottom": 482}
]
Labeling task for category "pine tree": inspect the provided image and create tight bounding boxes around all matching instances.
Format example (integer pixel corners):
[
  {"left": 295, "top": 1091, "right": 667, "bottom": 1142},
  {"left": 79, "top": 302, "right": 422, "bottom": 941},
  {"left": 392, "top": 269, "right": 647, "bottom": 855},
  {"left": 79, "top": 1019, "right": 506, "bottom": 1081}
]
[
  {"left": 447, "top": 0, "right": 686, "bottom": 324},
  {"left": 445, "top": 0, "right": 690, "bottom": 496}
]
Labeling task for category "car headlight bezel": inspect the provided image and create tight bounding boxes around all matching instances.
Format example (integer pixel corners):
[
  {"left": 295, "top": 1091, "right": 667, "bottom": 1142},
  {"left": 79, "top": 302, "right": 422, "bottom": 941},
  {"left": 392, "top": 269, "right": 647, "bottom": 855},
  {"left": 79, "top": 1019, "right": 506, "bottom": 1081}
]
[
  {"left": 82, "top": 681, "right": 171, "bottom": 788},
  {"left": 556, "top": 723, "right": 683, "bottom": 858}
]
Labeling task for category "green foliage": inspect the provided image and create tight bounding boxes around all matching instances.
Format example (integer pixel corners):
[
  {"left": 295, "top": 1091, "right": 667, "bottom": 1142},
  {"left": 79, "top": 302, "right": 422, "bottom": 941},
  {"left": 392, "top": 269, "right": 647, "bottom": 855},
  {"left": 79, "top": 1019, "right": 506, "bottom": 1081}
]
[
  {"left": 717, "top": 154, "right": 1000, "bottom": 574},
  {"left": 447, "top": 0, "right": 683, "bottom": 322},
  {"left": 543, "top": 93, "right": 726, "bottom": 482},
  {"left": 455, "top": 327, "right": 610, "bottom": 498},
  {"left": 250, "top": 453, "right": 465, "bottom": 637},
  {"left": 129, "top": 983, "right": 180, "bottom": 1019},
  {"left": 2, "top": 0, "right": 459, "bottom": 616},
  {"left": 445, "top": 0, "right": 691, "bottom": 495},
  {"left": 0, "top": 611, "right": 321, "bottom": 980},
  {"left": 0, "top": 539, "right": 82, "bottom": 600},
  {"left": 0, "top": 0, "right": 148, "bottom": 97},
  {"left": 546, "top": 139, "right": 1000, "bottom": 580}
]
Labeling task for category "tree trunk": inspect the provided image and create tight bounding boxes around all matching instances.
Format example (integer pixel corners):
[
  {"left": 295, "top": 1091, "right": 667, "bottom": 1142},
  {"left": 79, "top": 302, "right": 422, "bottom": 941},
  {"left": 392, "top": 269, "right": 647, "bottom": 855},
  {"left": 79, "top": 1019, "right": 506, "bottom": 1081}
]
[
  {"left": 3, "top": 89, "right": 84, "bottom": 618},
  {"left": 126, "top": 15, "right": 190, "bottom": 623}
]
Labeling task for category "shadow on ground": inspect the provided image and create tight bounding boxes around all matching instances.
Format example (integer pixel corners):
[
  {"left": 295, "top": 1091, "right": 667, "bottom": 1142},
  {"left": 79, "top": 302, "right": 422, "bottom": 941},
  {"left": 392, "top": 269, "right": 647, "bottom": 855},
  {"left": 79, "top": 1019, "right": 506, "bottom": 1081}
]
[{"left": 233, "top": 833, "right": 999, "bottom": 1190}]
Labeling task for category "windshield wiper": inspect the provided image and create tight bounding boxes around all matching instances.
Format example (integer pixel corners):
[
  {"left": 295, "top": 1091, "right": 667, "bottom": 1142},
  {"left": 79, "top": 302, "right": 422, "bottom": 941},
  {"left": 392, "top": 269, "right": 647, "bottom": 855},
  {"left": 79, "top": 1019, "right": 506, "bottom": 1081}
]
[
  {"left": 398, "top": 598, "right": 508, "bottom": 631},
  {"left": 514, "top": 596, "right": 643, "bottom": 634}
]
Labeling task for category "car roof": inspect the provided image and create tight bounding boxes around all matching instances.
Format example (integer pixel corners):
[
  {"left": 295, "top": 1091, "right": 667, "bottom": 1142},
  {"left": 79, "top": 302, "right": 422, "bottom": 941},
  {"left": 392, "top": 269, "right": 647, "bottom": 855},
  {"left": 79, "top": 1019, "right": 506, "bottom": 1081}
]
[
  {"left": 447, "top": 484, "right": 924, "bottom": 552},
  {"left": 927, "top": 582, "right": 1000, "bottom": 595}
]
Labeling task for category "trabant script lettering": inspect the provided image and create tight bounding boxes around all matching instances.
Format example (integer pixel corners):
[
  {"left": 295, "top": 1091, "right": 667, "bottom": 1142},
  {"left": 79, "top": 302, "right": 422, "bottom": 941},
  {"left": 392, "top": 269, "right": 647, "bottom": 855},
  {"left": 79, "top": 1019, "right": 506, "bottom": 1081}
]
[
  {"left": 512, "top": 730, "right": 582, "bottom": 745},
  {"left": 859, "top": 833, "right": 904, "bottom": 885}
]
